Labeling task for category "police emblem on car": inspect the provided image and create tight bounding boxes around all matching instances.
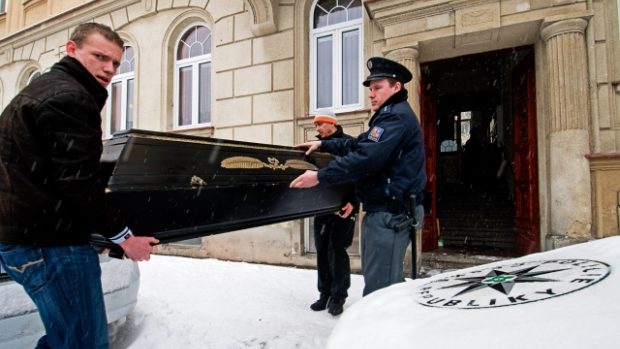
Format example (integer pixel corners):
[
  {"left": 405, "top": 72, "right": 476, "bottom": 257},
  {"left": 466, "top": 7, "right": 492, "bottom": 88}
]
[{"left": 414, "top": 259, "right": 610, "bottom": 309}]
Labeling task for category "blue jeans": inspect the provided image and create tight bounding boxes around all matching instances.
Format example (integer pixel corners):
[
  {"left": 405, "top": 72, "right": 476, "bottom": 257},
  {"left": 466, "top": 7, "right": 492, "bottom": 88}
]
[{"left": 0, "top": 244, "right": 109, "bottom": 349}]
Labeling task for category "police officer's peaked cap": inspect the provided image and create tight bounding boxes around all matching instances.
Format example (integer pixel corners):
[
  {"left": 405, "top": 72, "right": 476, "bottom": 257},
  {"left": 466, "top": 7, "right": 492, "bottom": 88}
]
[{"left": 363, "top": 57, "right": 412, "bottom": 87}]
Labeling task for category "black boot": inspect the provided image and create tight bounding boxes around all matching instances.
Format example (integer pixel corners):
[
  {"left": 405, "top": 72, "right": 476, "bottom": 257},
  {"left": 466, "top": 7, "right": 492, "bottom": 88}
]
[
  {"left": 328, "top": 298, "right": 345, "bottom": 316},
  {"left": 310, "top": 295, "right": 330, "bottom": 311}
]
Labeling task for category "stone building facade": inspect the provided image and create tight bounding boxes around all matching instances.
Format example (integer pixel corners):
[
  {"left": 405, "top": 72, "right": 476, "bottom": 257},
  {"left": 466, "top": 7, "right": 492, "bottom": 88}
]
[{"left": 0, "top": 0, "right": 618, "bottom": 271}]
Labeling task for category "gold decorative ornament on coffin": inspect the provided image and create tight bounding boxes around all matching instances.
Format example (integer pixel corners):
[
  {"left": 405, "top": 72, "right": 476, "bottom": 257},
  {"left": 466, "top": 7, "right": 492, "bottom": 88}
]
[
  {"left": 190, "top": 175, "right": 208, "bottom": 186},
  {"left": 221, "top": 156, "right": 318, "bottom": 171}
]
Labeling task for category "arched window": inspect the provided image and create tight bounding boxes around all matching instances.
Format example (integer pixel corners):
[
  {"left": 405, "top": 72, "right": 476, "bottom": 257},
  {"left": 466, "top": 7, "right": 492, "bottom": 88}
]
[
  {"left": 107, "top": 45, "right": 135, "bottom": 136},
  {"left": 174, "top": 24, "right": 212, "bottom": 128},
  {"left": 26, "top": 71, "right": 41, "bottom": 85},
  {"left": 310, "top": 0, "right": 363, "bottom": 113},
  {"left": 19, "top": 68, "right": 41, "bottom": 90}
]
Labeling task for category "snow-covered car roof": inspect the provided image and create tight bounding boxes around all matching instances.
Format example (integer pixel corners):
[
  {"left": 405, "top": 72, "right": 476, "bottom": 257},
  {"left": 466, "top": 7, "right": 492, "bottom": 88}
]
[{"left": 328, "top": 236, "right": 620, "bottom": 349}]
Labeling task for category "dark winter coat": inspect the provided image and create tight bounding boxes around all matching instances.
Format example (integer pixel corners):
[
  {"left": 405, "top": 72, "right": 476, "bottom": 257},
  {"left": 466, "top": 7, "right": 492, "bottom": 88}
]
[
  {"left": 317, "top": 89, "right": 426, "bottom": 213},
  {"left": 315, "top": 125, "right": 360, "bottom": 214},
  {"left": 0, "top": 56, "right": 124, "bottom": 246}
]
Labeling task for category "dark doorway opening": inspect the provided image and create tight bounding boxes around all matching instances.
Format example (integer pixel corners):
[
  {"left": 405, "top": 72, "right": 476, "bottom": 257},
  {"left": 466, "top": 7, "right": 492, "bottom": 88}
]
[{"left": 420, "top": 46, "right": 539, "bottom": 255}]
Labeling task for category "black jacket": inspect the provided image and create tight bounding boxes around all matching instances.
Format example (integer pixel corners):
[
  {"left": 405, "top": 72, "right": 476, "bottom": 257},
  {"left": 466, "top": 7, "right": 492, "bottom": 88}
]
[
  {"left": 316, "top": 125, "right": 359, "bottom": 214},
  {"left": 317, "top": 89, "right": 426, "bottom": 213},
  {"left": 0, "top": 56, "right": 124, "bottom": 246}
]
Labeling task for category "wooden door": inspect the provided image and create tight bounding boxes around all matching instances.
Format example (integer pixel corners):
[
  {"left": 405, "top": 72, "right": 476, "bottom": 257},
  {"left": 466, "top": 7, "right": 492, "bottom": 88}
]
[
  {"left": 420, "top": 82, "right": 438, "bottom": 251},
  {"left": 512, "top": 52, "right": 540, "bottom": 254}
]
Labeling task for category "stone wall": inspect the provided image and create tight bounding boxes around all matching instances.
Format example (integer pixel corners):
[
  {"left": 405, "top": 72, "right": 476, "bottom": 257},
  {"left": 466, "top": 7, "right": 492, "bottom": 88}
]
[
  {"left": 589, "top": 153, "right": 620, "bottom": 237},
  {"left": 591, "top": 0, "right": 620, "bottom": 153}
]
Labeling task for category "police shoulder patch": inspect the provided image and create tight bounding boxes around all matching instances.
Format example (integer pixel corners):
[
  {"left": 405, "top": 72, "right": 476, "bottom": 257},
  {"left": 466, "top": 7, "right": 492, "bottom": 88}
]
[{"left": 368, "top": 126, "right": 384, "bottom": 142}]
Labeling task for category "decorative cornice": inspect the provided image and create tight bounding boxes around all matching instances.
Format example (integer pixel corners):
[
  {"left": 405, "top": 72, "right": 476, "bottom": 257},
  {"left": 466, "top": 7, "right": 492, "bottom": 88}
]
[
  {"left": 588, "top": 152, "right": 620, "bottom": 159},
  {"left": 365, "top": 0, "right": 495, "bottom": 29},
  {"left": 0, "top": 0, "right": 278, "bottom": 65},
  {"left": 364, "top": 1, "right": 452, "bottom": 28},
  {"left": 588, "top": 152, "right": 620, "bottom": 170},
  {"left": 0, "top": 0, "right": 140, "bottom": 49},
  {"left": 449, "top": 0, "right": 497, "bottom": 11}
]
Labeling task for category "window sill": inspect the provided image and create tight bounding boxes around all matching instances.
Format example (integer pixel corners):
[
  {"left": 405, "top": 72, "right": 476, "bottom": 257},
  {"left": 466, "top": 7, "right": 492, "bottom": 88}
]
[{"left": 171, "top": 125, "right": 214, "bottom": 137}]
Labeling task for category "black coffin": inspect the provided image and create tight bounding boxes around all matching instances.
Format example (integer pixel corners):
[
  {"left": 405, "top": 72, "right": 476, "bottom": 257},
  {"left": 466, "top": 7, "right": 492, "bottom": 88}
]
[{"left": 93, "top": 129, "right": 349, "bottom": 246}]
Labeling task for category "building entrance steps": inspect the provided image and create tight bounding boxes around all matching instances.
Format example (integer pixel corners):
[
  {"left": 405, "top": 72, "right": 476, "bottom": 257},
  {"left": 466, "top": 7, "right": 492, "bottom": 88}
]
[{"left": 419, "top": 246, "right": 519, "bottom": 278}]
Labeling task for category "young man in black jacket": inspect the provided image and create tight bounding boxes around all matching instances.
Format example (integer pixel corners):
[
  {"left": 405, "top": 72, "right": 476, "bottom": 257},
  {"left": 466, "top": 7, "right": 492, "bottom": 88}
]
[
  {"left": 308, "top": 110, "right": 359, "bottom": 316},
  {"left": 290, "top": 57, "right": 426, "bottom": 296},
  {"left": 0, "top": 23, "right": 157, "bottom": 348}
]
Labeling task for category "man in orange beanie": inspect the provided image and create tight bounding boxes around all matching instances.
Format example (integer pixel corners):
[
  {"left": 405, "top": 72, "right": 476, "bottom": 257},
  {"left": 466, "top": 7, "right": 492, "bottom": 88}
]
[{"left": 308, "top": 110, "right": 358, "bottom": 316}]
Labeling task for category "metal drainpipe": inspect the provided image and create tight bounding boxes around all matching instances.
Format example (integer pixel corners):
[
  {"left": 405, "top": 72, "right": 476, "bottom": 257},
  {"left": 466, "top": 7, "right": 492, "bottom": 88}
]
[{"left": 586, "top": 0, "right": 600, "bottom": 153}]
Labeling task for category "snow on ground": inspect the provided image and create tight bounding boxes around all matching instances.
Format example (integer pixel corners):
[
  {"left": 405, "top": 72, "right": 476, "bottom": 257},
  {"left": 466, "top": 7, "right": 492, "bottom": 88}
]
[
  {"left": 111, "top": 256, "right": 364, "bottom": 349},
  {"left": 11, "top": 238, "right": 619, "bottom": 349}
]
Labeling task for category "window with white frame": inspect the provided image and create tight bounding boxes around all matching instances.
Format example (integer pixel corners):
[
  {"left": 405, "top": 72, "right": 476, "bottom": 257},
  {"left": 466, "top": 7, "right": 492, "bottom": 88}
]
[
  {"left": 310, "top": 0, "right": 363, "bottom": 113},
  {"left": 174, "top": 24, "right": 212, "bottom": 128},
  {"left": 107, "top": 45, "right": 135, "bottom": 136},
  {"left": 0, "top": 0, "right": 6, "bottom": 14}
]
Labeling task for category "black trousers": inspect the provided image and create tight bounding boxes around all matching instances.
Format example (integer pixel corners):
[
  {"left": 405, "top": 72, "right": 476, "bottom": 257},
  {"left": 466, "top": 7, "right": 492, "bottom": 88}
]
[{"left": 314, "top": 214, "right": 355, "bottom": 300}]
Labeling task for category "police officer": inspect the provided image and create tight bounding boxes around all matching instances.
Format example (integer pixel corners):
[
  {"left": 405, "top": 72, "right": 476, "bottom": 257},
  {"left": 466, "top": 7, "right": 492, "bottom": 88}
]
[
  {"left": 308, "top": 110, "right": 359, "bottom": 316},
  {"left": 290, "top": 57, "right": 426, "bottom": 296}
]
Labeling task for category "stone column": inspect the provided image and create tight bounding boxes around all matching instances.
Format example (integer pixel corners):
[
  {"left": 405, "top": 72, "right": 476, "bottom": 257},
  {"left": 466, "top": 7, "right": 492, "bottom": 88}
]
[
  {"left": 541, "top": 18, "right": 592, "bottom": 246},
  {"left": 385, "top": 45, "right": 421, "bottom": 117}
]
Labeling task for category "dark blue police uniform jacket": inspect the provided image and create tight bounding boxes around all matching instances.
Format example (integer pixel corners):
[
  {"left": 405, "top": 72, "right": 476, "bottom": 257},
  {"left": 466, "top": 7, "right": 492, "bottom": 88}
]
[{"left": 317, "top": 89, "right": 426, "bottom": 213}]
